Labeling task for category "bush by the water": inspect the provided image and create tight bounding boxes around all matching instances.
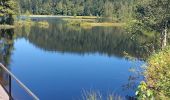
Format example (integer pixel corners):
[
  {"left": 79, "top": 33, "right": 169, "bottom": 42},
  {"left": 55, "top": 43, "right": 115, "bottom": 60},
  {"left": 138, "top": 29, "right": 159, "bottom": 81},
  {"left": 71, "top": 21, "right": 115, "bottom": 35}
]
[{"left": 137, "top": 46, "right": 170, "bottom": 99}]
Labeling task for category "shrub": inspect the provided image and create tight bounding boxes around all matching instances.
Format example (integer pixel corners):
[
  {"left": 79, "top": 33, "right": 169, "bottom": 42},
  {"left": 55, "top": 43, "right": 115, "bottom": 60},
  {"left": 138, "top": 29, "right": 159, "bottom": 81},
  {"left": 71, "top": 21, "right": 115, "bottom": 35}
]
[
  {"left": 136, "top": 81, "right": 154, "bottom": 100},
  {"left": 138, "top": 46, "right": 170, "bottom": 99}
]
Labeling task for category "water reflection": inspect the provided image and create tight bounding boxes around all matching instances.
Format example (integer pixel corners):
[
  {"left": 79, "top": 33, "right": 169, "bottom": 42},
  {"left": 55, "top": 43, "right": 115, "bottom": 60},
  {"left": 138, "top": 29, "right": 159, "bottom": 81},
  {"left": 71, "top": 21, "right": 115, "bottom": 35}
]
[
  {"left": 0, "top": 18, "right": 169, "bottom": 99},
  {"left": 0, "top": 29, "right": 35, "bottom": 100},
  {"left": 0, "top": 29, "right": 14, "bottom": 66},
  {"left": 0, "top": 29, "right": 14, "bottom": 99},
  {"left": 15, "top": 19, "right": 161, "bottom": 60}
]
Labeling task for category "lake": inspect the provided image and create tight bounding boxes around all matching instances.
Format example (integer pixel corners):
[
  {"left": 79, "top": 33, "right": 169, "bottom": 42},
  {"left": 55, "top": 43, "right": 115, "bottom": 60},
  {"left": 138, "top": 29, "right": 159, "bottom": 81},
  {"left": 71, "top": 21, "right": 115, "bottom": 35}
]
[{"left": 0, "top": 18, "right": 147, "bottom": 100}]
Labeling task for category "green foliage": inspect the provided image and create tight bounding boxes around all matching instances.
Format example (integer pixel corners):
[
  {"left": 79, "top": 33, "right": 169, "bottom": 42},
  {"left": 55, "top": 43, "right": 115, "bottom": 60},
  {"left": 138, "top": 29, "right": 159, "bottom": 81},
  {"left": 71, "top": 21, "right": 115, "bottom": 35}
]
[
  {"left": 24, "top": 10, "right": 32, "bottom": 22},
  {"left": 136, "top": 81, "right": 154, "bottom": 100},
  {"left": 134, "top": 0, "right": 170, "bottom": 33},
  {"left": 25, "top": 10, "right": 30, "bottom": 16},
  {"left": 0, "top": 0, "right": 18, "bottom": 16},
  {"left": 0, "top": 29, "right": 14, "bottom": 67},
  {"left": 103, "top": 0, "right": 113, "bottom": 17},
  {"left": 136, "top": 46, "right": 170, "bottom": 99},
  {"left": 0, "top": 0, "right": 19, "bottom": 24},
  {"left": 145, "top": 46, "right": 170, "bottom": 99},
  {"left": 127, "top": 0, "right": 170, "bottom": 49},
  {"left": 18, "top": 0, "right": 137, "bottom": 22}
]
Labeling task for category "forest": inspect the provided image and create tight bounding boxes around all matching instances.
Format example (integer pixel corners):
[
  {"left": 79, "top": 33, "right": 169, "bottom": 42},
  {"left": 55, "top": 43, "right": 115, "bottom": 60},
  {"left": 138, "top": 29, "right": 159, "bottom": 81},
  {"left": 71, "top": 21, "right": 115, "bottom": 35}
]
[{"left": 18, "top": 0, "right": 136, "bottom": 21}]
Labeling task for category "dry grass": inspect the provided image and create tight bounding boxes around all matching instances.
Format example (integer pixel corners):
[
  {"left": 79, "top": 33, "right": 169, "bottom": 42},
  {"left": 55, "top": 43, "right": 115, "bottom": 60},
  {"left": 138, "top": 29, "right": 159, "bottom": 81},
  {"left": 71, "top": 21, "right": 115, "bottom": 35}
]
[
  {"left": 14, "top": 20, "right": 49, "bottom": 28},
  {"left": 14, "top": 20, "right": 34, "bottom": 28},
  {"left": 63, "top": 18, "right": 96, "bottom": 22},
  {"left": 74, "top": 16, "right": 98, "bottom": 19},
  {"left": 80, "top": 22, "right": 125, "bottom": 27},
  {"left": 81, "top": 90, "right": 123, "bottom": 100},
  {"left": 0, "top": 25, "right": 14, "bottom": 29},
  {"left": 63, "top": 16, "right": 125, "bottom": 27}
]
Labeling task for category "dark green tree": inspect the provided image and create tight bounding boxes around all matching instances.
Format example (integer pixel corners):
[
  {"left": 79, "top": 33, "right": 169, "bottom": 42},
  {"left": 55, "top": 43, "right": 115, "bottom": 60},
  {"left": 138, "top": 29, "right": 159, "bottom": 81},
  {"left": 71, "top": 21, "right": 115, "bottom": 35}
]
[
  {"left": 0, "top": 0, "right": 19, "bottom": 24},
  {"left": 134, "top": 0, "right": 170, "bottom": 48},
  {"left": 17, "top": 0, "right": 137, "bottom": 21},
  {"left": 103, "top": 0, "right": 113, "bottom": 17}
]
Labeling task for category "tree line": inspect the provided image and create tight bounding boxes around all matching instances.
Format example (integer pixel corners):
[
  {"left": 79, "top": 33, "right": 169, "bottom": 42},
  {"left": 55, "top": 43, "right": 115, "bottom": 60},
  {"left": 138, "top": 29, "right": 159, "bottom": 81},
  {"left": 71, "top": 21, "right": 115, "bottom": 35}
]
[{"left": 18, "top": 0, "right": 137, "bottom": 21}]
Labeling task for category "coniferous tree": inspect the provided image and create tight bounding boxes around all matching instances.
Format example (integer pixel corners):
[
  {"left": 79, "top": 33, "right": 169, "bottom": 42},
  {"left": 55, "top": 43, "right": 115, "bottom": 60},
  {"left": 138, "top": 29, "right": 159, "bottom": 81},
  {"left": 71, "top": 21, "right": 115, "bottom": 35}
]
[
  {"left": 17, "top": 0, "right": 137, "bottom": 21},
  {"left": 0, "top": 0, "right": 18, "bottom": 24},
  {"left": 134, "top": 0, "right": 170, "bottom": 48}
]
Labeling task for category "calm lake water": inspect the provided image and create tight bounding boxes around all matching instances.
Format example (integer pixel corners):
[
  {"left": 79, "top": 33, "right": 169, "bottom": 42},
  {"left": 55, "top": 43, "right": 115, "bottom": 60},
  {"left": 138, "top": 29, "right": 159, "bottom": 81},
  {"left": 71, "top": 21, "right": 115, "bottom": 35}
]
[{"left": 0, "top": 18, "right": 147, "bottom": 100}]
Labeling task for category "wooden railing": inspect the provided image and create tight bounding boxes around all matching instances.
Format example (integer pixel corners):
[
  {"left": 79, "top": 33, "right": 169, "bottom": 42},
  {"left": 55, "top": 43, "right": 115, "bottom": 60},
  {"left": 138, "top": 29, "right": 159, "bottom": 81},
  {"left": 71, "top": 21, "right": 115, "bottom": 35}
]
[{"left": 0, "top": 63, "right": 39, "bottom": 100}]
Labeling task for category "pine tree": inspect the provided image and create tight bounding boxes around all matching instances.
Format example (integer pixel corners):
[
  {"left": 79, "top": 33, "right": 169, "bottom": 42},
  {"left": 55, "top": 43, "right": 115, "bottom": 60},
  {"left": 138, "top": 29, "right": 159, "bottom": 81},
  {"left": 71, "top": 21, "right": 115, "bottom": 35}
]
[{"left": 0, "top": 0, "right": 18, "bottom": 24}]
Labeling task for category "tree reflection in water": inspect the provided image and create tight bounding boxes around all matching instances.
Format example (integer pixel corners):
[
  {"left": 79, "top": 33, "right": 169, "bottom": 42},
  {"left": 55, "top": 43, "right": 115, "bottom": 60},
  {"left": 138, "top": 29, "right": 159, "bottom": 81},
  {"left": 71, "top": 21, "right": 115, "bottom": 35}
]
[
  {"left": 0, "top": 29, "right": 14, "bottom": 95},
  {"left": 1, "top": 19, "right": 169, "bottom": 99},
  {"left": 15, "top": 19, "right": 165, "bottom": 60}
]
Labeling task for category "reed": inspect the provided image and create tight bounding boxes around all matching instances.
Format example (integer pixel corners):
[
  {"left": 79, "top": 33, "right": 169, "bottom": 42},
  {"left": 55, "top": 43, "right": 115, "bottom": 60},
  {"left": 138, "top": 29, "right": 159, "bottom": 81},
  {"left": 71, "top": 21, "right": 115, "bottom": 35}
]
[{"left": 81, "top": 90, "right": 123, "bottom": 100}]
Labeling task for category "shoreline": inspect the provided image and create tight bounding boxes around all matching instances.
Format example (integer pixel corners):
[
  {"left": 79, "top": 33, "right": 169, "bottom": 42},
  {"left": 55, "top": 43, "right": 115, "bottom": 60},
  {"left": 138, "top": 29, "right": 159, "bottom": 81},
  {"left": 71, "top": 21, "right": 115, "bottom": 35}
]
[
  {"left": 0, "top": 15, "right": 124, "bottom": 29},
  {"left": 22, "top": 15, "right": 75, "bottom": 18},
  {"left": 21, "top": 15, "right": 98, "bottom": 19},
  {"left": 0, "top": 25, "right": 14, "bottom": 29},
  {"left": 30, "top": 15, "right": 73, "bottom": 18}
]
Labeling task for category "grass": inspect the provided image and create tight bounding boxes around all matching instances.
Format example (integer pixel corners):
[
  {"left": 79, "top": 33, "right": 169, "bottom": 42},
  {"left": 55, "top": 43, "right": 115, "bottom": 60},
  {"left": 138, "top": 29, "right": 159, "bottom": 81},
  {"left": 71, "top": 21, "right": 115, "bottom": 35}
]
[
  {"left": 63, "top": 17, "right": 125, "bottom": 28},
  {"left": 14, "top": 20, "right": 49, "bottom": 29},
  {"left": 81, "top": 90, "right": 123, "bottom": 100},
  {"left": 80, "top": 22, "right": 125, "bottom": 27},
  {"left": 66, "top": 20, "right": 125, "bottom": 28},
  {"left": 74, "top": 16, "right": 98, "bottom": 19},
  {"left": 0, "top": 25, "right": 14, "bottom": 29},
  {"left": 14, "top": 19, "right": 34, "bottom": 27},
  {"left": 62, "top": 18, "right": 96, "bottom": 22}
]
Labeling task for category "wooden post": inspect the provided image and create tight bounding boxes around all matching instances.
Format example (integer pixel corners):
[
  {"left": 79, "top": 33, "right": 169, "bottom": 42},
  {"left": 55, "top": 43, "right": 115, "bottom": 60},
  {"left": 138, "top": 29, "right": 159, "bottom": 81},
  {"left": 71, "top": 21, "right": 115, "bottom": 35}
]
[{"left": 9, "top": 75, "right": 12, "bottom": 100}]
